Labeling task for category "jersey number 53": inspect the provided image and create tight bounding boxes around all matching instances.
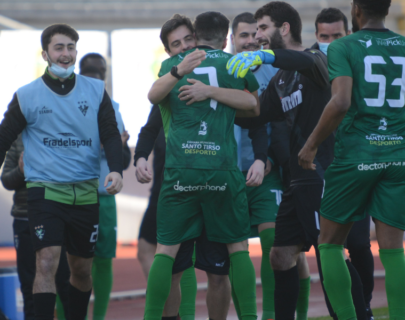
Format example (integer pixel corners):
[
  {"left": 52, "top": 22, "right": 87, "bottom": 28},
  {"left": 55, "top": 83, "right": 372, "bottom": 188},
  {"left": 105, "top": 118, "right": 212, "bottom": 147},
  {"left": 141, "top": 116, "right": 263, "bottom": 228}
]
[{"left": 364, "top": 55, "right": 405, "bottom": 108}]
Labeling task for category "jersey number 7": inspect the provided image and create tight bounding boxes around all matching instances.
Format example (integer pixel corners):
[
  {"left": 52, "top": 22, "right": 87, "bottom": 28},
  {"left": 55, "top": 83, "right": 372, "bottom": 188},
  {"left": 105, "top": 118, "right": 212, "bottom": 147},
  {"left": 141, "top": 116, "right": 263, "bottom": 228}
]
[{"left": 194, "top": 67, "right": 219, "bottom": 110}]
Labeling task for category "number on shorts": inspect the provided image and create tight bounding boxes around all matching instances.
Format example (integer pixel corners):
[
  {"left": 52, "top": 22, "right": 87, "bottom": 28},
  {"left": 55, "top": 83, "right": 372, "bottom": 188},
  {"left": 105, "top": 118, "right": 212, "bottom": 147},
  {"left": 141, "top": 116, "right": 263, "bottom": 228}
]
[
  {"left": 90, "top": 225, "right": 99, "bottom": 243},
  {"left": 270, "top": 189, "right": 283, "bottom": 206}
]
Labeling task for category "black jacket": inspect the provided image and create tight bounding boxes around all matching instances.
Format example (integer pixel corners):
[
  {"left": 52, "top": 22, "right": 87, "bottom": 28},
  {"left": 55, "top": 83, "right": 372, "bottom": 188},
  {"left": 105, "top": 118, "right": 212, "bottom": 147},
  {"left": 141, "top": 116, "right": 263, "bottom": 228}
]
[{"left": 1, "top": 134, "right": 27, "bottom": 219}]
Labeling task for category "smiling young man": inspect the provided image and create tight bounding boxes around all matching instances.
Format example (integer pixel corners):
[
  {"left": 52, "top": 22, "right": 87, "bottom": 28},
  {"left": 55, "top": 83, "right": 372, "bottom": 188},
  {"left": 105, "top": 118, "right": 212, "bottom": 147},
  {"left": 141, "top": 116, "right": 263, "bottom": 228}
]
[
  {"left": 299, "top": 0, "right": 405, "bottom": 319},
  {"left": 0, "top": 24, "right": 123, "bottom": 320},
  {"left": 228, "top": 2, "right": 368, "bottom": 319}
]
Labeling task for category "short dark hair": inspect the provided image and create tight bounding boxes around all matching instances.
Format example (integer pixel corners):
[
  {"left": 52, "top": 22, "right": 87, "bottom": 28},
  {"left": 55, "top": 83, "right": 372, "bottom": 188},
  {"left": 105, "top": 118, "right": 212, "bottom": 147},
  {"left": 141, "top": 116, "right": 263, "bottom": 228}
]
[
  {"left": 160, "top": 14, "right": 194, "bottom": 51},
  {"left": 194, "top": 11, "right": 229, "bottom": 46},
  {"left": 255, "top": 1, "right": 302, "bottom": 44},
  {"left": 80, "top": 65, "right": 103, "bottom": 78},
  {"left": 79, "top": 53, "right": 106, "bottom": 70},
  {"left": 41, "top": 24, "right": 79, "bottom": 51},
  {"left": 315, "top": 8, "right": 349, "bottom": 34},
  {"left": 354, "top": 0, "right": 391, "bottom": 19},
  {"left": 232, "top": 12, "right": 256, "bottom": 35}
]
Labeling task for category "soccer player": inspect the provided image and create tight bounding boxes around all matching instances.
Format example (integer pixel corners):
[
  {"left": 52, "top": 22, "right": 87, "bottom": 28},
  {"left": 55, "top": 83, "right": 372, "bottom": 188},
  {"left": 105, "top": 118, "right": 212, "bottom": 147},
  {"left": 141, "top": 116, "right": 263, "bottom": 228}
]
[
  {"left": 144, "top": 11, "right": 260, "bottom": 320},
  {"left": 182, "top": 12, "right": 303, "bottom": 320},
  {"left": 137, "top": 14, "right": 267, "bottom": 320},
  {"left": 313, "top": 8, "right": 375, "bottom": 319},
  {"left": 298, "top": 0, "right": 405, "bottom": 319},
  {"left": 80, "top": 63, "right": 131, "bottom": 320},
  {"left": 0, "top": 24, "right": 123, "bottom": 320},
  {"left": 228, "top": 2, "right": 367, "bottom": 319}
]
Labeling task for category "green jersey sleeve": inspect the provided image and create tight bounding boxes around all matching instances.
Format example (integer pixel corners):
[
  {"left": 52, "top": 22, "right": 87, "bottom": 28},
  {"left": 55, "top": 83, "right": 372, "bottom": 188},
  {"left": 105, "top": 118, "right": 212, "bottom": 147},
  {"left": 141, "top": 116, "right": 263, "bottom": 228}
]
[
  {"left": 158, "top": 58, "right": 171, "bottom": 78},
  {"left": 243, "top": 70, "right": 260, "bottom": 92},
  {"left": 328, "top": 40, "right": 353, "bottom": 82}
]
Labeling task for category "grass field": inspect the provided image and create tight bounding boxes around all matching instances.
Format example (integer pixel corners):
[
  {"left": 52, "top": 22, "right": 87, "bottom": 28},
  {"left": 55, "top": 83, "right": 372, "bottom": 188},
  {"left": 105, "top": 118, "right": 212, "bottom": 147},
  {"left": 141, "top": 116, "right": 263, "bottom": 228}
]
[{"left": 310, "top": 307, "right": 389, "bottom": 319}]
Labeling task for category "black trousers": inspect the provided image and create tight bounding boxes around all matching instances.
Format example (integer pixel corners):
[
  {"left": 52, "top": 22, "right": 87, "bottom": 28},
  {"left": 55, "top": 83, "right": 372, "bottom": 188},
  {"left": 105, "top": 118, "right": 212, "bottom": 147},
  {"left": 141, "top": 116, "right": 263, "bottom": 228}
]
[{"left": 13, "top": 219, "right": 71, "bottom": 320}]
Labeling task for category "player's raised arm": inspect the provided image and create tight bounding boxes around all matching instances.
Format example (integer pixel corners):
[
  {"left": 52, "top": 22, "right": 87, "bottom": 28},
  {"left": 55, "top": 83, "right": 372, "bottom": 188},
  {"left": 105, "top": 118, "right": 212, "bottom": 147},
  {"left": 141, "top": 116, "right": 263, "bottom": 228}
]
[
  {"left": 148, "top": 49, "right": 206, "bottom": 105},
  {"left": 298, "top": 75, "right": 352, "bottom": 170}
]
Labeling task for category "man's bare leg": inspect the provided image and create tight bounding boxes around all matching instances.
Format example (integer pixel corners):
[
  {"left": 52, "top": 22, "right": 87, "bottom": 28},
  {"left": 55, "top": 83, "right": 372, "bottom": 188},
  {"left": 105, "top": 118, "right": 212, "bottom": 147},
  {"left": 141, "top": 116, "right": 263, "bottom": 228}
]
[
  {"left": 33, "top": 246, "right": 62, "bottom": 294},
  {"left": 206, "top": 273, "right": 231, "bottom": 320},
  {"left": 163, "top": 272, "right": 183, "bottom": 317},
  {"left": 32, "top": 246, "right": 61, "bottom": 320},
  {"left": 138, "top": 238, "right": 157, "bottom": 279},
  {"left": 66, "top": 253, "right": 94, "bottom": 320}
]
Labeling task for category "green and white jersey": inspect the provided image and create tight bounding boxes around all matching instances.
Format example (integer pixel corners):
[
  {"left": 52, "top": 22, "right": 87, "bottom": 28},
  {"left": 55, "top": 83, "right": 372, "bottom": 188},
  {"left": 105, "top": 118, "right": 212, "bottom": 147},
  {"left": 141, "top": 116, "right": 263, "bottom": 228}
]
[
  {"left": 158, "top": 46, "right": 259, "bottom": 170},
  {"left": 328, "top": 29, "right": 405, "bottom": 163}
]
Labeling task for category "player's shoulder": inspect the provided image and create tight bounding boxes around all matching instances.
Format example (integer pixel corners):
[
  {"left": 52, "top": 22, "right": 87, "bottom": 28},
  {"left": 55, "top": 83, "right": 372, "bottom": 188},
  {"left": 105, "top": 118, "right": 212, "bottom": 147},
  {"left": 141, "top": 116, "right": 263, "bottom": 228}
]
[
  {"left": 204, "top": 49, "right": 233, "bottom": 60},
  {"left": 331, "top": 29, "right": 405, "bottom": 55},
  {"left": 199, "top": 49, "right": 233, "bottom": 68},
  {"left": 305, "top": 48, "right": 328, "bottom": 63},
  {"left": 18, "top": 77, "right": 42, "bottom": 92}
]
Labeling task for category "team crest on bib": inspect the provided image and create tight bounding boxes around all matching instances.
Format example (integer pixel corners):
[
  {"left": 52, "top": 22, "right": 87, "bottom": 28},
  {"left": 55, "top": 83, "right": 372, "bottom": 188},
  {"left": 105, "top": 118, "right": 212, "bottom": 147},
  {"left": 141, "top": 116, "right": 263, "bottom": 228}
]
[
  {"left": 35, "top": 225, "right": 45, "bottom": 240},
  {"left": 78, "top": 101, "right": 89, "bottom": 116}
]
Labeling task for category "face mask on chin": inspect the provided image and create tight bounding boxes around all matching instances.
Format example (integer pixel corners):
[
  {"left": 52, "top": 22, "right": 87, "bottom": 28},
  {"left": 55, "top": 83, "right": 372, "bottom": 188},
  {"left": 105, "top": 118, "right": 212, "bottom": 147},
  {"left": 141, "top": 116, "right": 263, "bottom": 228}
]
[
  {"left": 46, "top": 52, "right": 75, "bottom": 79},
  {"left": 318, "top": 42, "right": 330, "bottom": 56}
]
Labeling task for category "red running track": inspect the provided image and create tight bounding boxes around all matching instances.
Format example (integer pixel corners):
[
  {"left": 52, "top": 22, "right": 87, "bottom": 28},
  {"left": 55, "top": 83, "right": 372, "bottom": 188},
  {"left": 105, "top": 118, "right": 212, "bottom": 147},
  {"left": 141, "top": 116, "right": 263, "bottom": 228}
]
[{"left": 0, "top": 241, "right": 392, "bottom": 319}]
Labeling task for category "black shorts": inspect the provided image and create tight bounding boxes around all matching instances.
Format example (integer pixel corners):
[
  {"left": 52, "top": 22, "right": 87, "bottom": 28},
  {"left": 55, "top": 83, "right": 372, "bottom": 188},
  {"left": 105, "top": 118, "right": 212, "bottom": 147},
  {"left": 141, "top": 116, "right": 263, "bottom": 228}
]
[
  {"left": 28, "top": 188, "right": 99, "bottom": 258},
  {"left": 138, "top": 204, "right": 157, "bottom": 245},
  {"left": 274, "top": 184, "right": 323, "bottom": 251},
  {"left": 172, "top": 229, "right": 230, "bottom": 276}
]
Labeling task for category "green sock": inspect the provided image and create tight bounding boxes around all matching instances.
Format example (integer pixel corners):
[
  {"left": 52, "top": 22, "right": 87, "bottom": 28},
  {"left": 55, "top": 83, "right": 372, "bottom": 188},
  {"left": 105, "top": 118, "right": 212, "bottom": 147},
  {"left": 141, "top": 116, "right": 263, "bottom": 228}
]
[
  {"left": 379, "top": 248, "right": 405, "bottom": 319},
  {"left": 318, "top": 244, "right": 356, "bottom": 320},
  {"left": 144, "top": 254, "right": 175, "bottom": 320},
  {"left": 296, "top": 277, "right": 310, "bottom": 320},
  {"left": 179, "top": 266, "right": 197, "bottom": 320},
  {"left": 55, "top": 294, "right": 66, "bottom": 320},
  {"left": 92, "top": 256, "right": 113, "bottom": 320},
  {"left": 259, "top": 228, "right": 275, "bottom": 320},
  {"left": 229, "top": 268, "right": 242, "bottom": 320},
  {"left": 229, "top": 251, "right": 257, "bottom": 320}
]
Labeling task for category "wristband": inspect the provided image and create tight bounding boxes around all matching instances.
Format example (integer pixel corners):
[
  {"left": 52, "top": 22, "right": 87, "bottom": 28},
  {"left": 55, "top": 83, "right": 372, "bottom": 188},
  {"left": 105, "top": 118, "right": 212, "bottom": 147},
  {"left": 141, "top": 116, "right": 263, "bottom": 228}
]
[{"left": 170, "top": 65, "right": 183, "bottom": 80}]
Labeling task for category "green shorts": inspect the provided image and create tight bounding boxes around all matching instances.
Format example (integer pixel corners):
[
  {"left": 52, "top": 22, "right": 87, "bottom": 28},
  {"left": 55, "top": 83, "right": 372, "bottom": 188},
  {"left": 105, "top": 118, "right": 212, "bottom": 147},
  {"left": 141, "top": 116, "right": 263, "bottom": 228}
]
[
  {"left": 157, "top": 168, "right": 250, "bottom": 245},
  {"left": 94, "top": 195, "right": 117, "bottom": 258},
  {"left": 321, "top": 161, "right": 405, "bottom": 230},
  {"left": 244, "top": 169, "right": 284, "bottom": 238}
]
